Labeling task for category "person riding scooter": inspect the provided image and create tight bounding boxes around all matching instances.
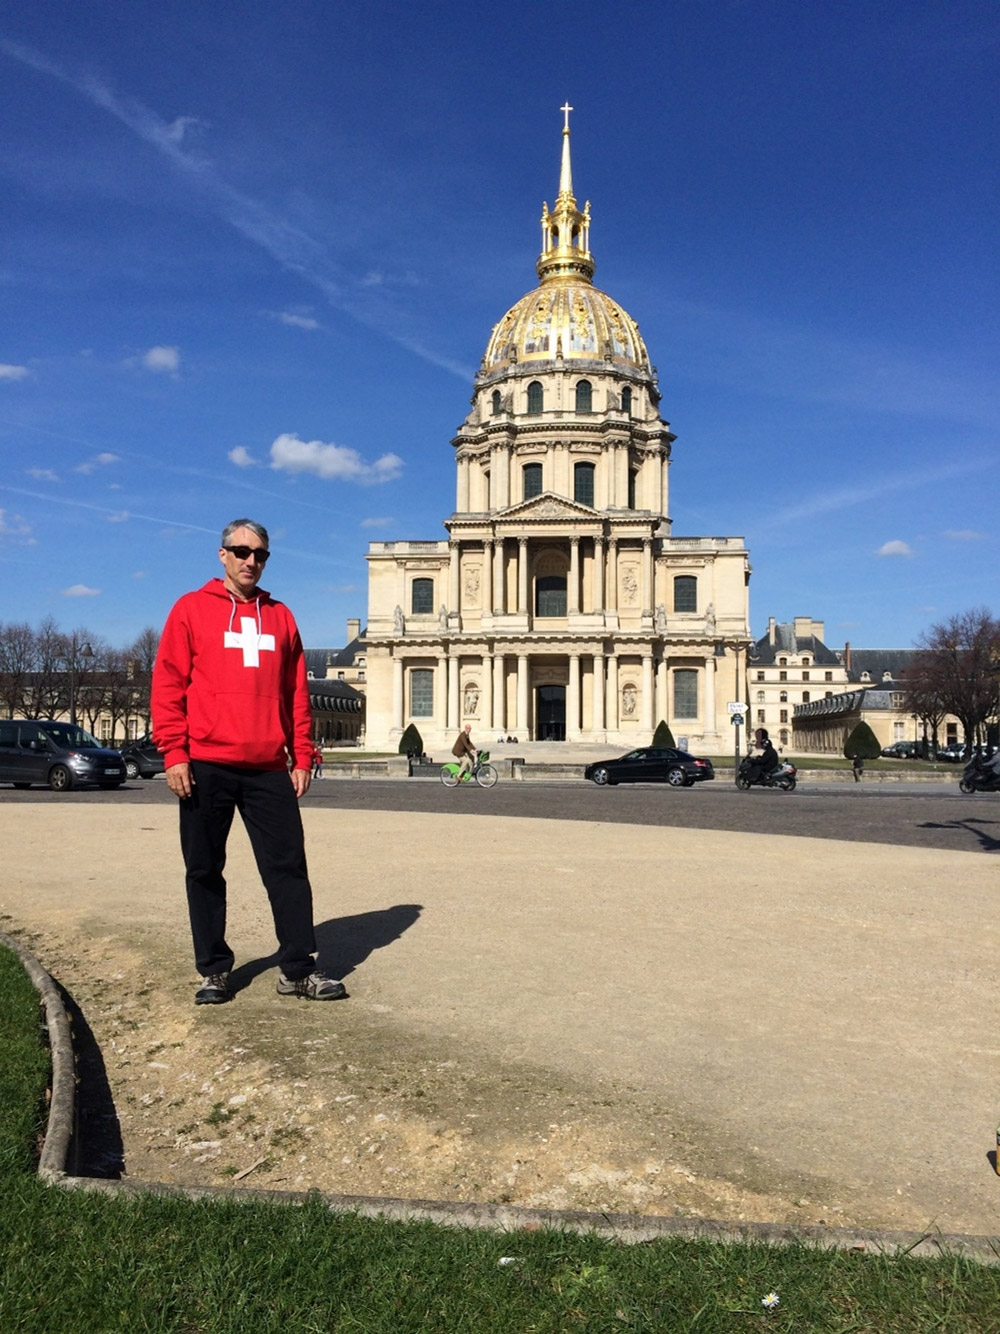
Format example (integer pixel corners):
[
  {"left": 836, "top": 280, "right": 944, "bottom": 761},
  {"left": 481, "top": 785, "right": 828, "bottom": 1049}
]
[{"left": 745, "top": 727, "right": 779, "bottom": 786}]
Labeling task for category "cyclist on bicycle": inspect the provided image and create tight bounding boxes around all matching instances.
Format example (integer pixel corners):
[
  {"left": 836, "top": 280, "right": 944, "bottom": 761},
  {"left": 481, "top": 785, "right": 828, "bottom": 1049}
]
[{"left": 452, "top": 723, "right": 477, "bottom": 780}]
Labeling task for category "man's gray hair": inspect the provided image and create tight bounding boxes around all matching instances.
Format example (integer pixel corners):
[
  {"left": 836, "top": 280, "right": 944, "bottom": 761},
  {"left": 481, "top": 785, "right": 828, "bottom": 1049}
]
[{"left": 221, "top": 518, "right": 269, "bottom": 547}]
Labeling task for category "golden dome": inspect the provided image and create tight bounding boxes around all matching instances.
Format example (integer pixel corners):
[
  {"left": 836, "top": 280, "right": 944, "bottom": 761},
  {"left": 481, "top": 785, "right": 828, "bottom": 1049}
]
[
  {"left": 482, "top": 281, "right": 650, "bottom": 374},
  {"left": 479, "top": 107, "right": 650, "bottom": 379}
]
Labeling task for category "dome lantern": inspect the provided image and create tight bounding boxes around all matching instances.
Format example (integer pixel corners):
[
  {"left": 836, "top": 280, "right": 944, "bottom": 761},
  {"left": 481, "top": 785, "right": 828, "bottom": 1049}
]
[{"left": 536, "top": 103, "right": 595, "bottom": 285}]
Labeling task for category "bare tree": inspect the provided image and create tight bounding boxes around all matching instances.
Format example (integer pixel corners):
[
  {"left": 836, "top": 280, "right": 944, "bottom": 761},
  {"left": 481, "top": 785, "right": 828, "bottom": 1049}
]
[
  {"left": 0, "top": 621, "right": 35, "bottom": 719},
  {"left": 125, "top": 626, "right": 160, "bottom": 734},
  {"left": 22, "top": 618, "right": 66, "bottom": 719},
  {"left": 912, "top": 608, "right": 1000, "bottom": 750}
]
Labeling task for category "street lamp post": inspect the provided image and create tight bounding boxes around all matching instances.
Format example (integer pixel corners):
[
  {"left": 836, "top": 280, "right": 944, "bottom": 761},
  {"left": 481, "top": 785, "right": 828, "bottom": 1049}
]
[{"left": 68, "top": 640, "right": 94, "bottom": 727}]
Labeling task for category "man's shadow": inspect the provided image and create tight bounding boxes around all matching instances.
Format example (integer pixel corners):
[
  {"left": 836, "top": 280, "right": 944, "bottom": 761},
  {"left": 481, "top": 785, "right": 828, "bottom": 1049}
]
[
  {"left": 229, "top": 903, "right": 423, "bottom": 994},
  {"left": 917, "top": 818, "right": 1000, "bottom": 854}
]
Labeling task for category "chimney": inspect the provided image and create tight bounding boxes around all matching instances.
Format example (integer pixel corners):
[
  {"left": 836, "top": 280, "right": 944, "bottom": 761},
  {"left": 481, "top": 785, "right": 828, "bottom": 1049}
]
[
  {"left": 768, "top": 617, "right": 776, "bottom": 645},
  {"left": 346, "top": 618, "right": 360, "bottom": 642},
  {"left": 844, "top": 641, "right": 852, "bottom": 672}
]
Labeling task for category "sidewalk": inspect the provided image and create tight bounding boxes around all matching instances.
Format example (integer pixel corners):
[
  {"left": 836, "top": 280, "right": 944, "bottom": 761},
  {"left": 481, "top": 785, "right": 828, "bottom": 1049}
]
[{"left": 1, "top": 802, "right": 996, "bottom": 1236}]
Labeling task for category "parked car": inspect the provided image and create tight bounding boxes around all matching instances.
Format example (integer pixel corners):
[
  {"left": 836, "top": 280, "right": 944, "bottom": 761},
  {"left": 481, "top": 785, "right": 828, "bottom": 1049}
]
[
  {"left": 0, "top": 719, "right": 126, "bottom": 791},
  {"left": 936, "top": 742, "right": 968, "bottom": 763},
  {"left": 585, "top": 747, "right": 715, "bottom": 788},
  {"left": 880, "top": 741, "right": 923, "bottom": 759},
  {"left": 118, "top": 733, "right": 165, "bottom": 780}
]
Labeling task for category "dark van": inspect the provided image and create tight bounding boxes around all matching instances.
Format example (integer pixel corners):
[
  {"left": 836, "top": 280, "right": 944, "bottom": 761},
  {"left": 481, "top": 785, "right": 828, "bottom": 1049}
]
[{"left": 0, "top": 720, "right": 126, "bottom": 791}]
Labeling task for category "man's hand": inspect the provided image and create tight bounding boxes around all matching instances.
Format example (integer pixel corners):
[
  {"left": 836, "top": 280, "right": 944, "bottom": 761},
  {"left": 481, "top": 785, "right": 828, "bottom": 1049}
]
[
  {"left": 291, "top": 767, "right": 312, "bottom": 798},
  {"left": 165, "top": 762, "right": 193, "bottom": 799}
]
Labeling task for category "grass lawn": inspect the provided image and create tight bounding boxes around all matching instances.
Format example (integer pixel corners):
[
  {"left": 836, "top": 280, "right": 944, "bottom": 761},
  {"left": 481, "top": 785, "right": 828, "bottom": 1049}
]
[{"left": 2, "top": 942, "right": 998, "bottom": 1332}]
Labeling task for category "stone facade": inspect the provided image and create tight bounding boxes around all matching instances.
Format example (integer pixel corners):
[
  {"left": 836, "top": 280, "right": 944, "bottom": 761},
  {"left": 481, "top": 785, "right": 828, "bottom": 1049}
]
[{"left": 363, "top": 115, "right": 751, "bottom": 752}]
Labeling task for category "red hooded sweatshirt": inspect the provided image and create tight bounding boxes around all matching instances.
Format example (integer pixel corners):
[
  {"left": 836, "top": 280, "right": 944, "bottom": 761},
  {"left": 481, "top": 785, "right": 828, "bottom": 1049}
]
[{"left": 151, "top": 578, "right": 312, "bottom": 772}]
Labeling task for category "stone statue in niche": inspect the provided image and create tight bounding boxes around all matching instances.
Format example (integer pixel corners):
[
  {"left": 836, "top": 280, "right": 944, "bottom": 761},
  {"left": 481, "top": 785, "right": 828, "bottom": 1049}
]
[
  {"left": 704, "top": 602, "right": 716, "bottom": 631},
  {"left": 464, "top": 684, "right": 479, "bottom": 715},
  {"left": 439, "top": 604, "right": 448, "bottom": 628},
  {"left": 655, "top": 602, "right": 667, "bottom": 633},
  {"left": 464, "top": 567, "right": 480, "bottom": 602},
  {"left": 621, "top": 684, "right": 638, "bottom": 716},
  {"left": 621, "top": 567, "right": 639, "bottom": 605},
  {"left": 393, "top": 605, "right": 404, "bottom": 635}
]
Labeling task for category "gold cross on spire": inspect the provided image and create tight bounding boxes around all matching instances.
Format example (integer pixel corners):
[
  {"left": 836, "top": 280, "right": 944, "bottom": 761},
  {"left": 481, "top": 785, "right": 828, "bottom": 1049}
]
[{"left": 561, "top": 101, "right": 573, "bottom": 131}]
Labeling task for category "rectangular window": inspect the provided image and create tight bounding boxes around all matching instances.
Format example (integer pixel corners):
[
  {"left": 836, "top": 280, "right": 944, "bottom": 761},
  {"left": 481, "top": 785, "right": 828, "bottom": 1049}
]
[
  {"left": 523, "top": 463, "right": 543, "bottom": 499},
  {"left": 100, "top": 720, "right": 111, "bottom": 740},
  {"left": 780, "top": 709, "right": 788, "bottom": 723},
  {"left": 779, "top": 671, "right": 787, "bottom": 682},
  {"left": 757, "top": 709, "right": 765, "bottom": 723},
  {"left": 893, "top": 722, "right": 905, "bottom": 740},
  {"left": 673, "top": 669, "right": 698, "bottom": 719},
  {"left": 825, "top": 671, "right": 833, "bottom": 681},
  {"left": 801, "top": 692, "right": 810, "bottom": 703},
  {"left": 802, "top": 671, "right": 810, "bottom": 681},
  {"left": 410, "top": 669, "right": 433, "bottom": 718},
  {"left": 673, "top": 576, "right": 697, "bottom": 613},
  {"left": 756, "top": 671, "right": 765, "bottom": 681}
]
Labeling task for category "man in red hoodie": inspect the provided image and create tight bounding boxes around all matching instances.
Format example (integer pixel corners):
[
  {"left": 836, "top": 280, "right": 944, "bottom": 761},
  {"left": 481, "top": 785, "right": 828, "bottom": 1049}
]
[{"left": 152, "top": 519, "right": 346, "bottom": 1006}]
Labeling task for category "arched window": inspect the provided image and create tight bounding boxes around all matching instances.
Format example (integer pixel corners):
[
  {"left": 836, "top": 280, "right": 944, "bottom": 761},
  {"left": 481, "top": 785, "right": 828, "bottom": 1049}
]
[
  {"left": 779, "top": 690, "right": 788, "bottom": 703},
  {"left": 780, "top": 729, "right": 789, "bottom": 746},
  {"left": 535, "top": 574, "right": 567, "bottom": 617},
  {"left": 573, "top": 462, "right": 595, "bottom": 506},
  {"left": 523, "top": 463, "right": 543, "bottom": 500},
  {"left": 627, "top": 468, "right": 638, "bottom": 509},
  {"left": 621, "top": 385, "right": 632, "bottom": 415},
  {"left": 575, "top": 380, "right": 592, "bottom": 412},
  {"left": 527, "top": 381, "right": 543, "bottom": 414},
  {"left": 411, "top": 578, "right": 433, "bottom": 614},
  {"left": 491, "top": 389, "right": 501, "bottom": 416},
  {"left": 673, "top": 575, "right": 697, "bottom": 613},
  {"left": 673, "top": 669, "right": 698, "bottom": 719},
  {"left": 410, "top": 669, "right": 433, "bottom": 718}
]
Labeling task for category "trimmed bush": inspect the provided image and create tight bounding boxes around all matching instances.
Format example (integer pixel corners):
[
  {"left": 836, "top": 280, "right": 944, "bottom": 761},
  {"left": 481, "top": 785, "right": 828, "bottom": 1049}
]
[
  {"left": 652, "top": 720, "right": 676, "bottom": 748},
  {"left": 843, "top": 721, "right": 881, "bottom": 760},
  {"left": 397, "top": 723, "right": 424, "bottom": 757}
]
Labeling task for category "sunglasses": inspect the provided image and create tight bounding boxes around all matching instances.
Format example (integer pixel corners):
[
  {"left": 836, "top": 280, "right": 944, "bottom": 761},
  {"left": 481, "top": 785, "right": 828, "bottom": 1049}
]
[{"left": 224, "top": 545, "right": 270, "bottom": 564}]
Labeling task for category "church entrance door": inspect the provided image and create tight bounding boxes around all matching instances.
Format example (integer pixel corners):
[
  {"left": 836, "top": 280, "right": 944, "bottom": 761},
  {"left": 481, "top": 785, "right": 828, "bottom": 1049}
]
[{"left": 536, "top": 685, "right": 566, "bottom": 741}]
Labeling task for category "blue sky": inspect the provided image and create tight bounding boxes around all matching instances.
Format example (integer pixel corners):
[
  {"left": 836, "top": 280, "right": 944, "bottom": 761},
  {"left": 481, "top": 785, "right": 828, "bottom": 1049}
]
[{"left": 1, "top": 0, "right": 997, "bottom": 652}]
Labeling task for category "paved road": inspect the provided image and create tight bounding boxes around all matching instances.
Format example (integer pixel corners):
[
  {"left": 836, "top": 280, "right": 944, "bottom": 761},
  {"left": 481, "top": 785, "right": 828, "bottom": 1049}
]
[{"left": 3, "top": 776, "right": 997, "bottom": 855}]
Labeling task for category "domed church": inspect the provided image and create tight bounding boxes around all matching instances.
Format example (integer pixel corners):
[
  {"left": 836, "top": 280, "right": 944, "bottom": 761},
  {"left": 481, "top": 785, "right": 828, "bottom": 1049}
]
[{"left": 363, "top": 110, "right": 751, "bottom": 750}]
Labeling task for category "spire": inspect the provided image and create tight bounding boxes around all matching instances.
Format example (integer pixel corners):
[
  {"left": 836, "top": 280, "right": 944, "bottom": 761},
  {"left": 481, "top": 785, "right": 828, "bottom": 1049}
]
[{"left": 537, "top": 104, "right": 594, "bottom": 285}]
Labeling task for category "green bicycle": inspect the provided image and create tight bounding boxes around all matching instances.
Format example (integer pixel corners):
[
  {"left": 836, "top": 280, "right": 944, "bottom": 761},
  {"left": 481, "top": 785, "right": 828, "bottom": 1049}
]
[{"left": 439, "top": 749, "right": 498, "bottom": 788}]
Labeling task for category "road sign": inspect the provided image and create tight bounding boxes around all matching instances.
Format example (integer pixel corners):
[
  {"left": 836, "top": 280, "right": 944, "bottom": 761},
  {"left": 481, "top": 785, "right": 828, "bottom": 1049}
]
[{"left": 726, "top": 701, "right": 746, "bottom": 715}]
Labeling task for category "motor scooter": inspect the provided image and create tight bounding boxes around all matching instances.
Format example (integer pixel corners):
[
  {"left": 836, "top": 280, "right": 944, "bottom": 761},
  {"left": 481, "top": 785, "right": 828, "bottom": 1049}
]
[
  {"left": 958, "top": 753, "right": 1000, "bottom": 794},
  {"left": 736, "top": 757, "right": 797, "bottom": 792}
]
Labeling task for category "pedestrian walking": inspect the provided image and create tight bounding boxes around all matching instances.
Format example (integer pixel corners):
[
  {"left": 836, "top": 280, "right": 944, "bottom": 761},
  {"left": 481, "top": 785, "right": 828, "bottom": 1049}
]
[{"left": 852, "top": 753, "right": 864, "bottom": 783}]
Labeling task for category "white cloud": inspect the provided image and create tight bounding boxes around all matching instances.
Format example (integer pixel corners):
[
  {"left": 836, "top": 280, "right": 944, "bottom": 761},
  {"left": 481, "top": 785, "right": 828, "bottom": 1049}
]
[
  {"left": 75, "top": 451, "right": 119, "bottom": 475},
  {"left": 0, "top": 509, "right": 32, "bottom": 540},
  {"left": 269, "top": 433, "right": 403, "bottom": 485},
  {"left": 142, "top": 345, "right": 180, "bottom": 373},
  {"left": 228, "top": 446, "right": 256, "bottom": 468},
  {"left": 164, "top": 115, "right": 208, "bottom": 144},
  {"left": 361, "top": 516, "right": 394, "bottom": 528},
  {"left": 132, "top": 570, "right": 147, "bottom": 579},
  {"left": 27, "top": 467, "right": 59, "bottom": 481},
  {"left": 942, "top": 528, "right": 985, "bottom": 541},
  {"left": 277, "top": 311, "right": 320, "bottom": 330},
  {"left": 61, "top": 583, "right": 101, "bottom": 597},
  {"left": 107, "top": 510, "right": 130, "bottom": 523},
  {"left": 0, "top": 363, "right": 29, "bottom": 381},
  {"left": 877, "top": 540, "right": 913, "bottom": 557}
]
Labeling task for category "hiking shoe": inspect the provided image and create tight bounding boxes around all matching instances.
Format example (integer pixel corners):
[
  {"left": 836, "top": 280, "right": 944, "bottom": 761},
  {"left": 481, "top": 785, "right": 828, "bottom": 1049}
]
[
  {"left": 195, "top": 972, "right": 231, "bottom": 1005},
  {"left": 276, "top": 969, "right": 346, "bottom": 1000}
]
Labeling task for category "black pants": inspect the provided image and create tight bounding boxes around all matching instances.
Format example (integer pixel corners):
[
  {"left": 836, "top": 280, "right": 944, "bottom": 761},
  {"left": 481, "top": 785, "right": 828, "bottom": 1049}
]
[{"left": 179, "top": 761, "right": 317, "bottom": 979}]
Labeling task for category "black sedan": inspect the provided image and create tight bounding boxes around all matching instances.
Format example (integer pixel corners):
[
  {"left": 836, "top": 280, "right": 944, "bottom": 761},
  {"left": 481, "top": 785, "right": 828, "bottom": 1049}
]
[
  {"left": 118, "top": 733, "right": 165, "bottom": 780},
  {"left": 584, "top": 747, "right": 715, "bottom": 788}
]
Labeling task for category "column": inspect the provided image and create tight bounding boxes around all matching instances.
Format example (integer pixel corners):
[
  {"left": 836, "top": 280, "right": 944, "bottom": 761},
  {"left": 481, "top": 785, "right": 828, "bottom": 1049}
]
[
  {"left": 392, "top": 656, "right": 404, "bottom": 730},
  {"left": 606, "top": 443, "right": 618, "bottom": 506},
  {"left": 436, "top": 654, "right": 449, "bottom": 725},
  {"left": 661, "top": 451, "right": 670, "bottom": 517},
  {"left": 641, "top": 653, "right": 654, "bottom": 732},
  {"left": 606, "top": 653, "right": 619, "bottom": 731},
  {"left": 593, "top": 536, "right": 605, "bottom": 612},
  {"left": 518, "top": 538, "right": 529, "bottom": 614},
  {"left": 449, "top": 542, "right": 460, "bottom": 613},
  {"left": 457, "top": 455, "right": 470, "bottom": 512},
  {"left": 482, "top": 541, "right": 493, "bottom": 615},
  {"left": 606, "top": 538, "right": 618, "bottom": 612},
  {"left": 704, "top": 654, "right": 718, "bottom": 733},
  {"left": 567, "top": 653, "right": 581, "bottom": 740},
  {"left": 448, "top": 653, "right": 460, "bottom": 730},
  {"left": 493, "top": 537, "right": 505, "bottom": 613},
  {"left": 642, "top": 538, "right": 653, "bottom": 616},
  {"left": 517, "top": 654, "right": 529, "bottom": 736},
  {"left": 493, "top": 655, "right": 506, "bottom": 733},
  {"left": 655, "top": 653, "right": 668, "bottom": 724},
  {"left": 592, "top": 652, "right": 605, "bottom": 732},
  {"left": 492, "top": 445, "right": 510, "bottom": 509},
  {"left": 481, "top": 654, "right": 493, "bottom": 730},
  {"left": 569, "top": 537, "right": 580, "bottom": 614}
]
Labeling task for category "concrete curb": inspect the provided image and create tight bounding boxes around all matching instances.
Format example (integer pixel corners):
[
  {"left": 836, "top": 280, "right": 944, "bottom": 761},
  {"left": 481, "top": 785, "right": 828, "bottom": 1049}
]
[{"left": 5, "top": 930, "right": 999, "bottom": 1266}]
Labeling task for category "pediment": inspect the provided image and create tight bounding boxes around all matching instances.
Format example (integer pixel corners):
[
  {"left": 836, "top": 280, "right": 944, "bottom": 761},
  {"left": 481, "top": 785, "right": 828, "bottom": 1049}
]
[{"left": 497, "top": 492, "right": 597, "bottom": 521}]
